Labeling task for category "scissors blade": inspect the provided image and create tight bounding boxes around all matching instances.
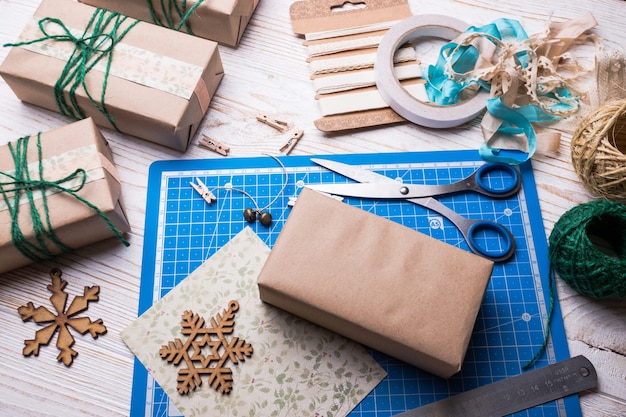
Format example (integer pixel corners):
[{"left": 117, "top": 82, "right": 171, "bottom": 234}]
[
  {"left": 309, "top": 158, "right": 448, "bottom": 198},
  {"left": 311, "top": 158, "right": 396, "bottom": 184},
  {"left": 307, "top": 182, "right": 446, "bottom": 199}
]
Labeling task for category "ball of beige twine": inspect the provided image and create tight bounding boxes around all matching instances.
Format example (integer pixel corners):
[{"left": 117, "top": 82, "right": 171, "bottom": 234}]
[{"left": 571, "top": 98, "right": 626, "bottom": 202}]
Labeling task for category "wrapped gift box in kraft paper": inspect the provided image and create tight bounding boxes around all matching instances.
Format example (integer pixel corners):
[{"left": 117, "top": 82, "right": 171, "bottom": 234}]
[
  {"left": 0, "top": 118, "right": 130, "bottom": 274},
  {"left": 78, "top": 0, "right": 259, "bottom": 47},
  {"left": 0, "top": 0, "right": 223, "bottom": 152},
  {"left": 258, "top": 188, "right": 495, "bottom": 378}
]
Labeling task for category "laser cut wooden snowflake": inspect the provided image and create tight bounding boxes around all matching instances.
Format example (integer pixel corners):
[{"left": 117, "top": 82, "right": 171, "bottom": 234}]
[
  {"left": 159, "top": 300, "right": 253, "bottom": 395},
  {"left": 17, "top": 268, "right": 107, "bottom": 366}
]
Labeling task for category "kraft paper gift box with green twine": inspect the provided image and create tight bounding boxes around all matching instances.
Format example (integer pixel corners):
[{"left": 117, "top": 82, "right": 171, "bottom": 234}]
[
  {"left": 0, "top": 0, "right": 224, "bottom": 152},
  {"left": 77, "top": 0, "right": 260, "bottom": 47},
  {"left": 0, "top": 118, "right": 131, "bottom": 275}
]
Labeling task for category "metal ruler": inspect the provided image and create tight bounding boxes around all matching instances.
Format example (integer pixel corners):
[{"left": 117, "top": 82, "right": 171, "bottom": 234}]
[{"left": 396, "top": 356, "right": 597, "bottom": 417}]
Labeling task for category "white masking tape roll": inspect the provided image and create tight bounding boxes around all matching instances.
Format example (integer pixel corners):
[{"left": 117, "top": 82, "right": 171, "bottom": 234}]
[{"left": 375, "top": 15, "right": 490, "bottom": 128}]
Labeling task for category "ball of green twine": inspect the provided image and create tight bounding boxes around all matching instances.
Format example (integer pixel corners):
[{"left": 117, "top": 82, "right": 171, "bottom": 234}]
[{"left": 549, "top": 200, "right": 626, "bottom": 300}]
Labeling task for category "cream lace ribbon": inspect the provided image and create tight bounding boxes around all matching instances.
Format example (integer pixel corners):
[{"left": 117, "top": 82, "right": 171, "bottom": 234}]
[
  {"left": 445, "top": 13, "right": 601, "bottom": 155},
  {"left": 593, "top": 46, "right": 626, "bottom": 106},
  {"left": 310, "top": 46, "right": 415, "bottom": 75},
  {"left": 307, "top": 35, "right": 384, "bottom": 58}
]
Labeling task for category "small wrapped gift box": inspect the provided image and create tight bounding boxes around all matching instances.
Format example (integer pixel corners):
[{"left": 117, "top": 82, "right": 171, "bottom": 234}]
[
  {"left": 0, "top": 118, "right": 130, "bottom": 274},
  {"left": 0, "top": 0, "right": 224, "bottom": 152},
  {"left": 258, "top": 188, "right": 494, "bottom": 378},
  {"left": 78, "top": 0, "right": 259, "bottom": 47}
]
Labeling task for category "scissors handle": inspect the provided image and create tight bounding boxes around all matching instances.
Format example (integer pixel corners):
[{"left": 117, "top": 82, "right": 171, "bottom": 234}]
[
  {"left": 414, "top": 196, "right": 515, "bottom": 262},
  {"left": 465, "top": 220, "right": 516, "bottom": 263},
  {"left": 469, "top": 162, "right": 521, "bottom": 198}
]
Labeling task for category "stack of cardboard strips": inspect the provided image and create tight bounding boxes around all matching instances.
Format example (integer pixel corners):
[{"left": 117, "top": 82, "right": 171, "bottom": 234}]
[{"left": 290, "top": 0, "right": 426, "bottom": 131}]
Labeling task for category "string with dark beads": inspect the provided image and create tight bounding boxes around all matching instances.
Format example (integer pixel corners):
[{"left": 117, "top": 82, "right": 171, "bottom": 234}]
[{"left": 210, "top": 155, "right": 288, "bottom": 227}]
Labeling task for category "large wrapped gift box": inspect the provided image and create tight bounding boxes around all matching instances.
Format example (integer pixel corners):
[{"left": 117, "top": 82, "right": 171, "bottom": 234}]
[
  {"left": 0, "top": 0, "right": 223, "bottom": 152},
  {"left": 78, "top": 0, "right": 259, "bottom": 47},
  {"left": 0, "top": 118, "right": 130, "bottom": 274},
  {"left": 258, "top": 188, "right": 495, "bottom": 378}
]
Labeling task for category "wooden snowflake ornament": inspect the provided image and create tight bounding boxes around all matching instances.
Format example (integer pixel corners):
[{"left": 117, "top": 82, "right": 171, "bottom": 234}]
[
  {"left": 159, "top": 300, "right": 253, "bottom": 395},
  {"left": 17, "top": 268, "right": 107, "bottom": 366}
]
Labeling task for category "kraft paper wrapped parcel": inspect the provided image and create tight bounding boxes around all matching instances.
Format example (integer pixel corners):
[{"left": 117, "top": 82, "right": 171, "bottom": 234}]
[
  {"left": 0, "top": 0, "right": 224, "bottom": 152},
  {"left": 0, "top": 118, "right": 130, "bottom": 274},
  {"left": 258, "top": 188, "right": 495, "bottom": 379},
  {"left": 78, "top": 0, "right": 259, "bottom": 47}
]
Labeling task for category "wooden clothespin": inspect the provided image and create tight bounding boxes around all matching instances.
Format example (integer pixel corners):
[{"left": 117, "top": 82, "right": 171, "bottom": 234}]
[
  {"left": 190, "top": 178, "right": 217, "bottom": 205},
  {"left": 279, "top": 129, "right": 304, "bottom": 155},
  {"left": 199, "top": 135, "right": 230, "bottom": 156},
  {"left": 256, "top": 114, "right": 289, "bottom": 132}
]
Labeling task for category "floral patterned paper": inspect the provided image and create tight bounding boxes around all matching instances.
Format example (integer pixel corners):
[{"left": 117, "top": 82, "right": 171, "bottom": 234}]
[{"left": 121, "top": 227, "right": 386, "bottom": 417}]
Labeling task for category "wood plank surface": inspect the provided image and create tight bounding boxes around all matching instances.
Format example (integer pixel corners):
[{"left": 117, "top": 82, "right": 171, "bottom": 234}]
[{"left": 0, "top": 0, "right": 624, "bottom": 416}]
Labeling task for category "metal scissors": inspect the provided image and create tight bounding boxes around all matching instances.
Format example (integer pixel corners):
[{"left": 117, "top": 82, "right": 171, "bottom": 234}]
[{"left": 307, "top": 158, "right": 520, "bottom": 263}]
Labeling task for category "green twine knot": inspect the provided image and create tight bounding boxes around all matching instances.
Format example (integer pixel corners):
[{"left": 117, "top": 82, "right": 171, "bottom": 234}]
[
  {"left": 0, "top": 133, "right": 129, "bottom": 264},
  {"left": 147, "top": 0, "right": 205, "bottom": 35},
  {"left": 3, "top": 9, "right": 139, "bottom": 130},
  {"left": 34, "top": 17, "right": 116, "bottom": 55}
]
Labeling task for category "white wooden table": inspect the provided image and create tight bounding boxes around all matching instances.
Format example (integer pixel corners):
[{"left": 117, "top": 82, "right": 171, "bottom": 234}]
[{"left": 0, "top": 0, "right": 624, "bottom": 416}]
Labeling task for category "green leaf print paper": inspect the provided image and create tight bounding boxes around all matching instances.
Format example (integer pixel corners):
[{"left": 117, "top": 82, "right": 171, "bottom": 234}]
[{"left": 121, "top": 227, "right": 386, "bottom": 417}]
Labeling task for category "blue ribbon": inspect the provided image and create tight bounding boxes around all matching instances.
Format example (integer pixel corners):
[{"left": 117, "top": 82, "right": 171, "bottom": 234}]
[
  {"left": 424, "top": 18, "right": 578, "bottom": 164},
  {"left": 424, "top": 19, "right": 529, "bottom": 106}
]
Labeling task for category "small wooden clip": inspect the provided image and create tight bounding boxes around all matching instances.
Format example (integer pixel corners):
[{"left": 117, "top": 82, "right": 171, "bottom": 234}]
[
  {"left": 279, "top": 130, "right": 304, "bottom": 155},
  {"left": 256, "top": 114, "right": 289, "bottom": 132},
  {"left": 199, "top": 135, "right": 230, "bottom": 156},
  {"left": 190, "top": 178, "right": 217, "bottom": 205}
]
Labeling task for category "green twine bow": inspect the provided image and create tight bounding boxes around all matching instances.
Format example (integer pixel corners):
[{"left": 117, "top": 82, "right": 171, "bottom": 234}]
[
  {"left": 0, "top": 133, "right": 129, "bottom": 263},
  {"left": 146, "top": 0, "right": 205, "bottom": 35},
  {"left": 3, "top": 9, "right": 139, "bottom": 131}
]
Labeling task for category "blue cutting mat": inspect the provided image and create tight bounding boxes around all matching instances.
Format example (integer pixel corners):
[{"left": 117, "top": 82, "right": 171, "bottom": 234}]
[{"left": 130, "top": 150, "right": 579, "bottom": 417}]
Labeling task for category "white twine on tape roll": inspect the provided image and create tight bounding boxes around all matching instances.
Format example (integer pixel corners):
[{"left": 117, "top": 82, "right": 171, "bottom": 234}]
[
  {"left": 314, "top": 63, "right": 422, "bottom": 95},
  {"left": 375, "top": 15, "right": 490, "bottom": 128}
]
